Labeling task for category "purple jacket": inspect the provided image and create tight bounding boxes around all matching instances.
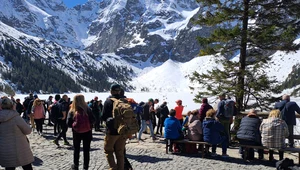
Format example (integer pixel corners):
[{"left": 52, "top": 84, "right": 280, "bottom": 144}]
[{"left": 199, "top": 103, "right": 213, "bottom": 122}]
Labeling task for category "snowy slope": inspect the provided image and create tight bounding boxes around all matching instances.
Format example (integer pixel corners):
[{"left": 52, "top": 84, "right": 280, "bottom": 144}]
[{"left": 130, "top": 42, "right": 300, "bottom": 93}]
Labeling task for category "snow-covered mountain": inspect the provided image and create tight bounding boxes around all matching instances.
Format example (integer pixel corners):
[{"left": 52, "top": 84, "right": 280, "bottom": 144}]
[
  {"left": 0, "top": 0, "right": 299, "bottom": 94},
  {"left": 0, "top": 0, "right": 206, "bottom": 62}
]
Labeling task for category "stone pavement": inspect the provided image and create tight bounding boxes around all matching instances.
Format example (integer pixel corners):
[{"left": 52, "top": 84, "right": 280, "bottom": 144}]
[{"left": 1, "top": 125, "right": 299, "bottom": 170}]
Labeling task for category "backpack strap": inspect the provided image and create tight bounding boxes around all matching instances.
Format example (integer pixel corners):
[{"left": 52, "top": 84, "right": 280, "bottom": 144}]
[{"left": 110, "top": 98, "right": 118, "bottom": 102}]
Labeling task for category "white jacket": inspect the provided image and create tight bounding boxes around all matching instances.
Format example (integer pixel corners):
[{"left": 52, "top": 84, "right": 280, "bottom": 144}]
[{"left": 0, "top": 109, "right": 34, "bottom": 167}]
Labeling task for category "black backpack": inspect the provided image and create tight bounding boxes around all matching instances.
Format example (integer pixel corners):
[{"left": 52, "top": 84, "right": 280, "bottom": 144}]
[
  {"left": 160, "top": 105, "right": 169, "bottom": 118},
  {"left": 51, "top": 102, "right": 62, "bottom": 121},
  {"left": 23, "top": 97, "right": 32, "bottom": 110},
  {"left": 276, "top": 158, "right": 296, "bottom": 170}
]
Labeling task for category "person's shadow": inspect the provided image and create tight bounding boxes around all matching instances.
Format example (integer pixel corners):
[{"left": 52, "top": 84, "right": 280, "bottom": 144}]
[
  {"left": 32, "top": 156, "right": 43, "bottom": 166},
  {"left": 126, "top": 154, "right": 172, "bottom": 163}
]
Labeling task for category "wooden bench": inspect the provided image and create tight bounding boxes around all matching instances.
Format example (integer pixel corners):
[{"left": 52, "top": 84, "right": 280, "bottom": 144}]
[
  {"left": 238, "top": 144, "right": 300, "bottom": 164},
  {"left": 166, "top": 139, "right": 212, "bottom": 158}
]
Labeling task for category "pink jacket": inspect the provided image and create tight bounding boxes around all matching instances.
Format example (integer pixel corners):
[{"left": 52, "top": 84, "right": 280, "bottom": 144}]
[
  {"left": 188, "top": 114, "right": 203, "bottom": 141},
  {"left": 32, "top": 105, "right": 45, "bottom": 119}
]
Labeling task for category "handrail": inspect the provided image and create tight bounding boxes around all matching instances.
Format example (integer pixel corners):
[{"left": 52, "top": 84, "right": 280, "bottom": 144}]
[{"left": 240, "top": 112, "right": 300, "bottom": 118}]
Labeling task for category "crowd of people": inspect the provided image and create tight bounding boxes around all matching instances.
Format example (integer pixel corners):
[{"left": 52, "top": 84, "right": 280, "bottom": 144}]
[
  {"left": 0, "top": 88, "right": 299, "bottom": 170},
  {"left": 165, "top": 93, "right": 300, "bottom": 161}
]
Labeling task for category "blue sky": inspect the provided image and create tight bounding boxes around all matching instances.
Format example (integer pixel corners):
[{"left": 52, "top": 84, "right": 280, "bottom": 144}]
[{"left": 63, "top": 0, "right": 89, "bottom": 7}]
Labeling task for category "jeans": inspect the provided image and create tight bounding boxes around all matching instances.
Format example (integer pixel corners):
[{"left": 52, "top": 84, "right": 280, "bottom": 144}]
[
  {"left": 55, "top": 119, "right": 68, "bottom": 142},
  {"left": 138, "top": 120, "right": 154, "bottom": 140},
  {"left": 73, "top": 130, "right": 92, "bottom": 169},
  {"left": 238, "top": 139, "right": 263, "bottom": 159},
  {"left": 104, "top": 134, "right": 127, "bottom": 170},
  {"left": 34, "top": 119, "right": 44, "bottom": 133},
  {"left": 288, "top": 125, "right": 294, "bottom": 147},
  {"left": 211, "top": 136, "right": 228, "bottom": 154},
  {"left": 5, "top": 163, "right": 33, "bottom": 170},
  {"left": 219, "top": 118, "right": 231, "bottom": 144}
]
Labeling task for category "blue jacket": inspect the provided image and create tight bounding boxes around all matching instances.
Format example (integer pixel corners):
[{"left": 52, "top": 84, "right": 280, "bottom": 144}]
[
  {"left": 237, "top": 115, "right": 261, "bottom": 143},
  {"left": 275, "top": 100, "right": 300, "bottom": 125},
  {"left": 202, "top": 118, "right": 225, "bottom": 145},
  {"left": 164, "top": 116, "right": 182, "bottom": 139}
]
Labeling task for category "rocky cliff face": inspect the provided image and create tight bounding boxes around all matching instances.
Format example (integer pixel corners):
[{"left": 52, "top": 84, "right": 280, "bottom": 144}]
[
  {"left": 0, "top": 0, "right": 208, "bottom": 63},
  {"left": 0, "top": 0, "right": 211, "bottom": 92},
  {"left": 87, "top": 0, "right": 208, "bottom": 63}
]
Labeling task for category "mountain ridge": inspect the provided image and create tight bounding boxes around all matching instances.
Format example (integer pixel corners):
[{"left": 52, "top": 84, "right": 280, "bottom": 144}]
[{"left": 0, "top": 0, "right": 299, "bottom": 94}]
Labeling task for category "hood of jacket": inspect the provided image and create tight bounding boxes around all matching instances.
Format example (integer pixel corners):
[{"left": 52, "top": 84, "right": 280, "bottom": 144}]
[
  {"left": 0, "top": 109, "right": 19, "bottom": 123},
  {"left": 203, "top": 117, "right": 216, "bottom": 128},
  {"left": 188, "top": 114, "right": 198, "bottom": 124}
]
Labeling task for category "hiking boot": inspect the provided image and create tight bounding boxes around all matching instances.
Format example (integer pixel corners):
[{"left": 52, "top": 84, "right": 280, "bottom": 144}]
[
  {"left": 71, "top": 164, "right": 79, "bottom": 170},
  {"left": 64, "top": 141, "right": 71, "bottom": 146},
  {"left": 138, "top": 139, "right": 145, "bottom": 143},
  {"left": 210, "top": 152, "right": 217, "bottom": 157},
  {"left": 258, "top": 155, "right": 264, "bottom": 160},
  {"left": 53, "top": 140, "right": 59, "bottom": 146},
  {"left": 222, "top": 153, "right": 229, "bottom": 158}
]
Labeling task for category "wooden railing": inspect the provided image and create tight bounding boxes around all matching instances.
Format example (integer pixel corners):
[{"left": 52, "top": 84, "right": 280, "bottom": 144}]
[{"left": 240, "top": 112, "right": 300, "bottom": 118}]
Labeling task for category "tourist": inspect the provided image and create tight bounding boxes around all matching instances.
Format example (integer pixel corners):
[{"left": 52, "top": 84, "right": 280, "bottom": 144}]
[
  {"left": 188, "top": 110, "right": 202, "bottom": 141},
  {"left": 164, "top": 109, "right": 183, "bottom": 152},
  {"left": 67, "top": 94, "right": 94, "bottom": 170},
  {"left": 31, "top": 98, "right": 45, "bottom": 135},
  {"left": 0, "top": 97, "right": 34, "bottom": 170},
  {"left": 237, "top": 109, "right": 263, "bottom": 160},
  {"left": 260, "top": 109, "right": 289, "bottom": 160},
  {"left": 203, "top": 109, "right": 228, "bottom": 157}
]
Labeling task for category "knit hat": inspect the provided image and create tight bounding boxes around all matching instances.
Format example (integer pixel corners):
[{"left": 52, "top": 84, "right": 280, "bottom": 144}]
[{"left": 110, "top": 84, "right": 121, "bottom": 91}]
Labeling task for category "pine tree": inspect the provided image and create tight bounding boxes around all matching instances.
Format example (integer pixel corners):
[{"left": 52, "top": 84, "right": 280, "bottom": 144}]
[{"left": 190, "top": 0, "right": 300, "bottom": 111}]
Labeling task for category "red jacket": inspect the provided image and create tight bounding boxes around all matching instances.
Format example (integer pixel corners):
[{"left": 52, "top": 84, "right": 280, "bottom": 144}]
[{"left": 174, "top": 105, "right": 184, "bottom": 120}]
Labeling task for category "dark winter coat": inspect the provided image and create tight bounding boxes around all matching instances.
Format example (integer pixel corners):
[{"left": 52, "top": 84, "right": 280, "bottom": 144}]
[
  {"left": 16, "top": 103, "right": 24, "bottom": 115},
  {"left": 160, "top": 104, "right": 169, "bottom": 118},
  {"left": 141, "top": 103, "right": 151, "bottom": 121},
  {"left": 202, "top": 118, "right": 225, "bottom": 145},
  {"left": 237, "top": 115, "right": 262, "bottom": 143},
  {"left": 275, "top": 100, "right": 300, "bottom": 125},
  {"left": 102, "top": 94, "right": 121, "bottom": 135},
  {"left": 199, "top": 103, "right": 213, "bottom": 122}
]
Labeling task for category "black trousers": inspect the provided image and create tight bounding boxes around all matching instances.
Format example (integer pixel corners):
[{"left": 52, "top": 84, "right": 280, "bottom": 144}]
[
  {"left": 93, "top": 113, "right": 100, "bottom": 130},
  {"left": 53, "top": 119, "right": 61, "bottom": 135},
  {"left": 34, "top": 119, "right": 44, "bottom": 133},
  {"left": 73, "top": 130, "right": 92, "bottom": 169},
  {"left": 156, "top": 117, "right": 166, "bottom": 135},
  {"left": 288, "top": 125, "right": 294, "bottom": 147},
  {"left": 238, "top": 139, "right": 263, "bottom": 160},
  {"left": 56, "top": 119, "right": 68, "bottom": 142},
  {"left": 5, "top": 163, "right": 33, "bottom": 170},
  {"left": 269, "top": 150, "right": 284, "bottom": 160}
]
